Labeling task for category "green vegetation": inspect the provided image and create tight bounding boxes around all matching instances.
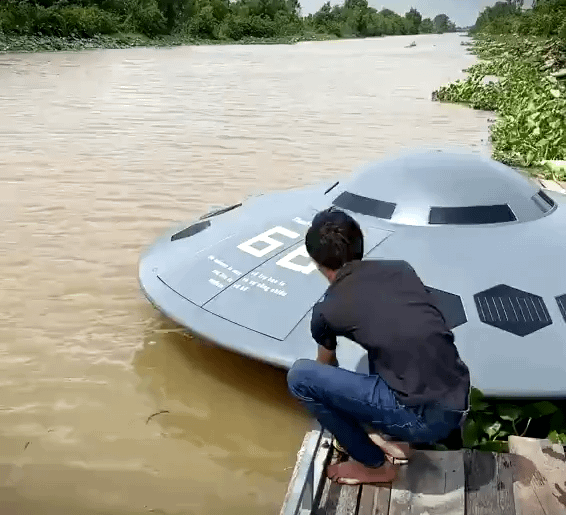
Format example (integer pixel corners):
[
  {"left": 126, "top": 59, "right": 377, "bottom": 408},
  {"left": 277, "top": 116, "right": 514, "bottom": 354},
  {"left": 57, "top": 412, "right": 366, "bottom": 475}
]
[
  {"left": 458, "top": 388, "right": 566, "bottom": 452},
  {"left": 433, "top": 36, "right": 566, "bottom": 175},
  {"left": 0, "top": 0, "right": 460, "bottom": 52},
  {"left": 472, "top": 0, "right": 566, "bottom": 39},
  {"left": 433, "top": 0, "right": 566, "bottom": 179},
  {"left": 304, "top": 4, "right": 457, "bottom": 39}
]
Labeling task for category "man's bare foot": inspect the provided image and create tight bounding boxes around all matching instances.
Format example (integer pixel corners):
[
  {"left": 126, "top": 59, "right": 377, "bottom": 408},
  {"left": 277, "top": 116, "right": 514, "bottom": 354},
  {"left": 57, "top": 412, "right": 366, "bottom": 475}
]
[{"left": 326, "top": 459, "right": 398, "bottom": 485}]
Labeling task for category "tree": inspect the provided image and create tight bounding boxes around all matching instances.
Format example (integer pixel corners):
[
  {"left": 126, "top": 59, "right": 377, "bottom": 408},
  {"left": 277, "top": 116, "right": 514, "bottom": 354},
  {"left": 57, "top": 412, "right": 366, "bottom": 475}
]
[
  {"left": 473, "top": 1, "right": 522, "bottom": 32},
  {"left": 507, "top": 0, "right": 524, "bottom": 8},
  {"left": 287, "top": 0, "right": 300, "bottom": 17},
  {"left": 314, "top": 0, "right": 331, "bottom": 21},
  {"left": 433, "top": 13, "right": 453, "bottom": 32},
  {"left": 378, "top": 8, "right": 396, "bottom": 17},
  {"left": 344, "top": 0, "right": 368, "bottom": 11},
  {"left": 419, "top": 17, "right": 433, "bottom": 33},
  {"left": 404, "top": 6, "right": 421, "bottom": 34}
]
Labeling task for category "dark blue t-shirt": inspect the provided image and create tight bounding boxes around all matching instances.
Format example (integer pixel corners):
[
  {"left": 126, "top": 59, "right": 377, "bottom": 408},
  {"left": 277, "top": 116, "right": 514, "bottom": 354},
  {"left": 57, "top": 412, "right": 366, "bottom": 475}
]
[{"left": 310, "top": 259, "right": 470, "bottom": 410}]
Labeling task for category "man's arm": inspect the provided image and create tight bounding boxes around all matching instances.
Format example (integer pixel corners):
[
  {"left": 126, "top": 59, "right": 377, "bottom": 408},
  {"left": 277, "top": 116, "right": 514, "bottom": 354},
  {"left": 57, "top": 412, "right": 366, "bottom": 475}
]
[
  {"left": 317, "top": 345, "right": 339, "bottom": 367},
  {"left": 311, "top": 303, "right": 339, "bottom": 367}
]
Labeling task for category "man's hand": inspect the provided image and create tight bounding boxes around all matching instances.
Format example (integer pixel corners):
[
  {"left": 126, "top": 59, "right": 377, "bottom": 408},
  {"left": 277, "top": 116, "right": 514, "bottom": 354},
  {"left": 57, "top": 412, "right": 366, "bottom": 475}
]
[{"left": 317, "top": 346, "right": 339, "bottom": 367}]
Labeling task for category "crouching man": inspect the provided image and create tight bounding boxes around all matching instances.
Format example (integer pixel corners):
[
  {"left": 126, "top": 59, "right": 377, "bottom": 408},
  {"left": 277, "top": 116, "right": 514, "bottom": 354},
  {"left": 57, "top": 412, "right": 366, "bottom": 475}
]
[{"left": 287, "top": 207, "right": 470, "bottom": 485}]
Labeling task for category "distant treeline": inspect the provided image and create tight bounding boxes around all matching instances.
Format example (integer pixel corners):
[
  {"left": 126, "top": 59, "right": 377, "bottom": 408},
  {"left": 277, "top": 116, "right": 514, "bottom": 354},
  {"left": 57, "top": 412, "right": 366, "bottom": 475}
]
[
  {"left": 0, "top": 0, "right": 460, "bottom": 41},
  {"left": 471, "top": 0, "right": 566, "bottom": 38}
]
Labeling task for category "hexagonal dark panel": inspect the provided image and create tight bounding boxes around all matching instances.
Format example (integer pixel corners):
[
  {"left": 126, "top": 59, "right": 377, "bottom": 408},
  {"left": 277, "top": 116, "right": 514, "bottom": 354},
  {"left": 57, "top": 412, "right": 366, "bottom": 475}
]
[
  {"left": 425, "top": 286, "right": 467, "bottom": 330},
  {"left": 474, "top": 285, "right": 552, "bottom": 336},
  {"left": 556, "top": 294, "right": 566, "bottom": 322}
]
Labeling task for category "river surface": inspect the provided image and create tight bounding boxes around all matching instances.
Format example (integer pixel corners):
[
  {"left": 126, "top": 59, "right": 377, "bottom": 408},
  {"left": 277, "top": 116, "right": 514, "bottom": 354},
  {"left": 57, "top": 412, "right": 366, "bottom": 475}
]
[{"left": 0, "top": 32, "right": 491, "bottom": 515}]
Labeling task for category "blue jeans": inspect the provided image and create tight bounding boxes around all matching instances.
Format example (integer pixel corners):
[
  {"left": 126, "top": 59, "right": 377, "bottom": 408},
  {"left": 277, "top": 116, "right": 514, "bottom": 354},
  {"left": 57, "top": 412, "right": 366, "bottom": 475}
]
[{"left": 287, "top": 359, "right": 467, "bottom": 468}]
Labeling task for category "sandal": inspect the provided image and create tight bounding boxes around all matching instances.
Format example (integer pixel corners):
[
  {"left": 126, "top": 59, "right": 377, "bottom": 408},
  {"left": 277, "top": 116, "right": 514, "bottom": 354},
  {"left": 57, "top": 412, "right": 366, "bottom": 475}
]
[
  {"left": 332, "top": 434, "right": 413, "bottom": 465},
  {"left": 364, "top": 429, "right": 413, "bottom": 465}
]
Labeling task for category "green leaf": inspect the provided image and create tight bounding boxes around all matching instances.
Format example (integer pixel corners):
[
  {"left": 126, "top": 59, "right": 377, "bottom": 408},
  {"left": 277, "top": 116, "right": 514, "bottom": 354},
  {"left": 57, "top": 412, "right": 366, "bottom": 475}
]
[
  {"left": 521, "top": 401, "right": 558, "bottom": 419},
  {"left": 548, "top": 430, "right": 566, "bottom": 444},
  {"left": 469, "top": 387, "right": 490, "bottom": 412},
  {"left": 463, "top": 419, "right": 481, "bottom": 448},
  {"left": 550, "top": 89, "right": 561, "bottom": 98},
  {"left": 484, "top": 420, "right": 502, "bottom": 438},
  {"left": 475, "top": 440, "right": 509, "bottom": 453},
  {"left": 497, "top": 404, "right": 522, "bottom": 422}
]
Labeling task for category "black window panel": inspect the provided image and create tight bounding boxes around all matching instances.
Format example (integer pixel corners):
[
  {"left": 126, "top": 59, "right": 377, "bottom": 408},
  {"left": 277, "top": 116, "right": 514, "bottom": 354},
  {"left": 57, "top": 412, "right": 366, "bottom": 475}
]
[
  {"left": 199, "top": 203, "right": 242, "bottom": 220},
  {"left": 324, "top": 181, "right": 339, "bottom": 195},
  {"left": 429, "top": 204, "right": 516, "bottom": 225},
  {"left": 556, "top": 294, "right": 566, "bottom": 323},
  {"left": 171, "top": 220, "right": 211, "bottom": 241},
  {"left": 532, "top": 190, "right": 555, "bottom": 213},
  {"left": 332, "top": 192, "right": 396, "bottom": 220}
]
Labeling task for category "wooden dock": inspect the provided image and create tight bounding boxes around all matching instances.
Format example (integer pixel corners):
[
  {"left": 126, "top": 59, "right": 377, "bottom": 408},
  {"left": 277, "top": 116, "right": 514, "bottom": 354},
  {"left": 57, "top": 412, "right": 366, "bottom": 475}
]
[{"left": 280, "top": 425, "right": 566, "bottom": 515}]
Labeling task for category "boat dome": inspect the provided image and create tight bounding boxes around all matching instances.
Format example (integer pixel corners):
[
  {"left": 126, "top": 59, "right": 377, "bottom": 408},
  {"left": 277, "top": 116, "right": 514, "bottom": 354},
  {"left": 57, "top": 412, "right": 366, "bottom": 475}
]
[{"left": 333, "top": 151, "right": 555, "bottom": 226}]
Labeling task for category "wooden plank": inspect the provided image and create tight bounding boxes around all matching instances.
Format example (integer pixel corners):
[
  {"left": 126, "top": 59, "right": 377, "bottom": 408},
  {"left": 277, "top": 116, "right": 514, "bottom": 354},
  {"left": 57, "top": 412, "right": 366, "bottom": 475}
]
[
  {"left": 389, "top": 450, "right": 465, "bottom": 515},
  {"left": 313, "top": 431, "right": 333, "bottom": 490},
  {"left": 312, "top": 430, "right": 334, "bottom": 508},
  {"left": 316, "top": 479, "right": 343, "bottom": 515},
  {"left": 335, "top": 484, "right": 361, "bottom": 515},
  {"left": 311, "top": 438, "right": 361, "bottom": 515},
  {"left": 465, "top": 450, "right": 515, "bottom": 515},
  {"left": 358, "top": 486, "right": 377, "bottom": 515},
  {"left": 509, "top": 436, "right": 566, "bottom": 515},
  {"left": 315, "top": 448, "right": 344, "bottom": 515},
  {"left": 358, "top": 484, "right": 391, "bottom": 515},
  {"left": 280, "top": 428, "right": 323, "bottom": 515},
  {"left": 374, "top": 486, "right": 393, "bottom": 515}
]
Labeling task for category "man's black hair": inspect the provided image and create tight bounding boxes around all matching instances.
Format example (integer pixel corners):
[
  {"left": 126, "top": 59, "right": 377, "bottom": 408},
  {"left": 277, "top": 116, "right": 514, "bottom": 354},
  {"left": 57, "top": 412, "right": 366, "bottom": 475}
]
[{"left": 305, "top": 208, "right": 364, "bottom": 271}]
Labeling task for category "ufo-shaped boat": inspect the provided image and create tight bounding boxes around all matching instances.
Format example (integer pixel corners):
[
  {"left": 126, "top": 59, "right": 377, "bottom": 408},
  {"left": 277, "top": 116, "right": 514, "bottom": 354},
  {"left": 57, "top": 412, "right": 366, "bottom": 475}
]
[{"left": 139, "top": 149, "right": 566, "bottom": 398}]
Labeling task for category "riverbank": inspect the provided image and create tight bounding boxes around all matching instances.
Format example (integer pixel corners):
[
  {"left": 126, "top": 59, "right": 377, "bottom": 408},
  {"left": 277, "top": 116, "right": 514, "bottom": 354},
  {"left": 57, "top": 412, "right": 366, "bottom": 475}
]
[
  {"left": 433, "top": 33, "right": 566, "bottom": 180},
  {"left": 0, "top": 31, "right": 338, "bottom": 53}
]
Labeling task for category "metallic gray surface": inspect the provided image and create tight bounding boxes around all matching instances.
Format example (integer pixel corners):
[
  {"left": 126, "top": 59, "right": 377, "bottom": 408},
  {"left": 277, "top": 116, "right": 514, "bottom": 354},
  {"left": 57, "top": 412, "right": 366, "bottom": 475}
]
[{"left": 139, "top": 149, "right": 566, "bottom": 397}]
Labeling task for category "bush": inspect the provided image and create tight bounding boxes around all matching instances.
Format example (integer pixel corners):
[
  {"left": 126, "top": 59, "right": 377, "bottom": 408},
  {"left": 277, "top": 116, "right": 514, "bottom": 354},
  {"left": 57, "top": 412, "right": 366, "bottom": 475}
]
[
  {"left": 187, "top": 4, "right": 217, "bottom": 37},
  {"left": 0, "top": 3, "right": 120, "bottom": 36},
  {"left": 0, "top": 2, "right": 34, "bottom": 35},
  {"left": 273, "top": 11, "right": 301, "bottom": 36},
  {"left": 51, "top": 6, "right": 120, "bottom": 36},
  {"left": 219, "top": 14, "right": 277, "bottom": 39},
  {"left": 121, "top": 0, "right": 166, "bottom": 36}
]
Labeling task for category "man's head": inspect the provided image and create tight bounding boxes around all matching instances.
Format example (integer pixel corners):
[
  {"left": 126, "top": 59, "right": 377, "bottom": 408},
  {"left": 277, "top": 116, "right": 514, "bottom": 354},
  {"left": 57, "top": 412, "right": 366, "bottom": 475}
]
[{"left": 305, "top": 208, "right": 364, "bottom": 282}]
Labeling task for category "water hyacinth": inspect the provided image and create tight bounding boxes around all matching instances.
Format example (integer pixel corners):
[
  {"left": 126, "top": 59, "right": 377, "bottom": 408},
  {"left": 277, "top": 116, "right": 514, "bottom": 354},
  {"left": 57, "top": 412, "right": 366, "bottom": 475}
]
[
  {"left": 459, "top": 388, "right": 566, "bottom": 453},
  {"left": 433, "top": 34, "right": 566, "bottom": 177}
]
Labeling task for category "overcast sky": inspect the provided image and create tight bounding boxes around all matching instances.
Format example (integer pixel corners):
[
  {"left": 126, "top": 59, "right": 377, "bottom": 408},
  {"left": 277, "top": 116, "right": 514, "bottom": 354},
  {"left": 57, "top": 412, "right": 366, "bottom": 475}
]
[{"left": 299, "top": 0, "right": 498, "bottom": 27}]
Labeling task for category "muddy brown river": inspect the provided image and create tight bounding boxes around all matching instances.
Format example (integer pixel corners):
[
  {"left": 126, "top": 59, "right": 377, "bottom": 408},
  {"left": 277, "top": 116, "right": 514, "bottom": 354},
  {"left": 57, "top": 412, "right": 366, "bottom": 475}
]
[{"left": 0, "top": 33, "right": 491, "bottom": 514}]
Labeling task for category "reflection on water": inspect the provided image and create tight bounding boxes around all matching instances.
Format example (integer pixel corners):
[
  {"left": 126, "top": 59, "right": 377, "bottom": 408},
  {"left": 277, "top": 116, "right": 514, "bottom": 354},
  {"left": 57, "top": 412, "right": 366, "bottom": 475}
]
[{"left": 0, "top": 32, "right": 490, "bottom": 513}]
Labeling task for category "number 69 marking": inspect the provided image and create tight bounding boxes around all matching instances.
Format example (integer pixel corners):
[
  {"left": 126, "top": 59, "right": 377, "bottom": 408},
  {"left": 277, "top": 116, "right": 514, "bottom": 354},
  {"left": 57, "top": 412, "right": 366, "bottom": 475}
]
[{"left": 237, "top": 226, "right": 317, "bottom": 275}]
